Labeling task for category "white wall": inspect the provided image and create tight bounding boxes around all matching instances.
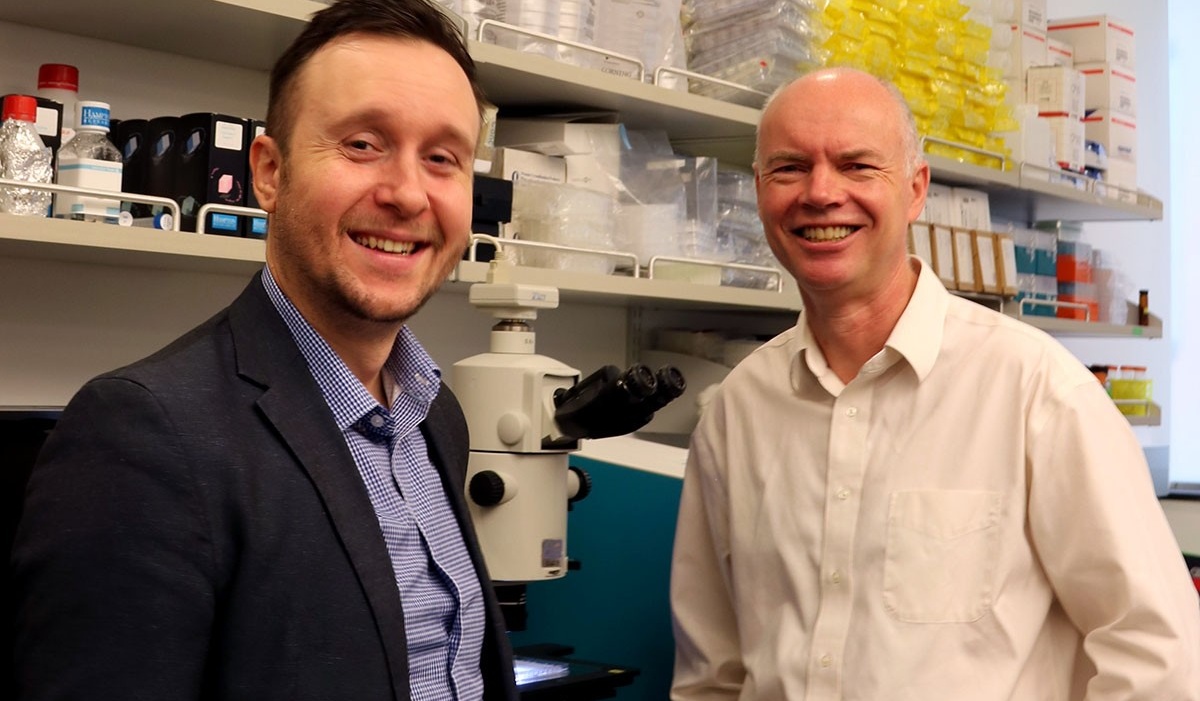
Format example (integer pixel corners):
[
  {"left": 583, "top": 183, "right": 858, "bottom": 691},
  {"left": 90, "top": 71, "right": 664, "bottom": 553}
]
[{"left": 1166, "top": 0, "right": 1200, "bottom": 486}]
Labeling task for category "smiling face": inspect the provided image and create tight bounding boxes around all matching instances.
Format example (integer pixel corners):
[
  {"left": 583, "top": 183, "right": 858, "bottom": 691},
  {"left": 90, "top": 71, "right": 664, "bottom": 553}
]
[
  {"left": 754, "top": 70, "right": 929, "bottom": 305},
  {"left": 252, "top": 33, "right": 479, "bottom": 337}
]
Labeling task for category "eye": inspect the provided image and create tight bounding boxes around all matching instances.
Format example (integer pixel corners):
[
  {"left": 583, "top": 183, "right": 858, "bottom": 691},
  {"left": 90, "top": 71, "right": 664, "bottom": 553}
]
[{"left": 347, "top": 139, "right": 376, "bottom": 152}]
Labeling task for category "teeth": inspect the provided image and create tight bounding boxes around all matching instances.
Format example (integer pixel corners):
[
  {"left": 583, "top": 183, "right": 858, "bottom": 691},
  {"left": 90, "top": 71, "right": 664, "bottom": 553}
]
[
  {"left": 801, "top": 226, "right": 854, "bottom": 242},
  {"left": 355, "top": 235, "right": 415, "bottom": 254}
]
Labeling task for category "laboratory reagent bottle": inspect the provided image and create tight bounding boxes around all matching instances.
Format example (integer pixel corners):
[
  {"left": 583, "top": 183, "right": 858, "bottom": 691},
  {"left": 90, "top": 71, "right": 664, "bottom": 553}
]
[
  {"left": 55, "top": 101, "right": 123, "bottom": 224},
  {"left": 0, "top": 94, "right": 54, "bottom": 216}
]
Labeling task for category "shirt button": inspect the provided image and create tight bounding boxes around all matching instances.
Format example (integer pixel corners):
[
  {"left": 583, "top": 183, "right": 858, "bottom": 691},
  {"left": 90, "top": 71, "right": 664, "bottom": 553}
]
[
  {"left": 820, "top": 654, "right": 832, "bottom": 668},
  {"left": 837, "top": 488, "right": 850, "bottom": 500},
  {"left": 370, "top": 414, "right": 385, "bottom": 428},
  {"left": 845, "top": 407, "right": 858, "bottom": 417},
  {"left": 831, "top": 570, "right": 842, "bottom": 585}
]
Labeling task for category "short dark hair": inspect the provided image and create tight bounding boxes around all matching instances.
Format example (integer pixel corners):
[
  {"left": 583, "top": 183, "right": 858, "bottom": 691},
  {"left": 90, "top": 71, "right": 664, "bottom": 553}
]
[{"left": 266, "top": 0, "right": 485, "bottom": 152}]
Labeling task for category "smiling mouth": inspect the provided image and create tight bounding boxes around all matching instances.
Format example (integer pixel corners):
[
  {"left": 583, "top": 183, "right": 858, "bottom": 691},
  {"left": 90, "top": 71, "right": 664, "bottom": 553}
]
[
  {"left": 796, "top": 225, "right": 859, "bottom": 242},
  {"left": 353, "top": 234, "right": 418, "bottom": 255}
]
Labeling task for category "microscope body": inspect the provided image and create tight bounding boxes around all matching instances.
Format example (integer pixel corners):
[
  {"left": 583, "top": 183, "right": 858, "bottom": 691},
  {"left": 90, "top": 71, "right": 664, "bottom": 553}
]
[{"left": 452, "top": 344, "right": 580, "bottom": 583}]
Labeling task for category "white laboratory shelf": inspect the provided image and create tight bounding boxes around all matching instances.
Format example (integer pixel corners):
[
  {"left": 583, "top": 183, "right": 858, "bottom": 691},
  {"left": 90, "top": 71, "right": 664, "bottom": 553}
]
[
  {"left": 0, "top": 215, "right": 800, "bottom": 312},
  {"left": 0, "top": 213, "right": 267, "bottom": 276},
  {"left": 1005, "top": 300, "right": 1163, "bottom": 339}
]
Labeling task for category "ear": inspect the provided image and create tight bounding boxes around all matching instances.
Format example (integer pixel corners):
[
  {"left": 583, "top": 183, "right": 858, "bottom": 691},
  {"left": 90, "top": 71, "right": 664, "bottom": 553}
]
[
  {"left": 906, "top": 160, "right": 931, "bottom": 223},
  {"left": 249, "top": 134, "right": 282, "bottom": 214}
]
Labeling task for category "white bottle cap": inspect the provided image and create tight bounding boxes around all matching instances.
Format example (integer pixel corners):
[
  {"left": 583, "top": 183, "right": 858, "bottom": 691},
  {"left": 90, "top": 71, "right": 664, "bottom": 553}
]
[{"left": 77, "top": 101, "right": 112, "bottom": 132}]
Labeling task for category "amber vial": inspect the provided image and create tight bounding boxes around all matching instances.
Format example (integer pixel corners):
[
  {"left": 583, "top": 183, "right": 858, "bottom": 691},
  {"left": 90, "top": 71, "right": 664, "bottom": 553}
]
[{"left": 1138, "top": 289, "right": 1150, "bottom": 326}]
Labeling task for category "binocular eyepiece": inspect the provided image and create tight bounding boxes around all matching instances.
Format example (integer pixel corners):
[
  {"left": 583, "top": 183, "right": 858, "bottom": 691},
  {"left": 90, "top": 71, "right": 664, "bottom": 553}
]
[{"left": 550, "top": 363, "right": 686, "bottom": 443}]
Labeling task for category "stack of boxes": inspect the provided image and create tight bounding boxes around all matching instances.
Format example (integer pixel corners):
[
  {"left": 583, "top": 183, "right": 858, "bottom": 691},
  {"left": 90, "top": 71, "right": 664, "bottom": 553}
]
[
  {"left": 1011, "top": 226, "right": 1058, "bottom": 316},
  {"left": 993, "top": 0, "right": 1055, "bottom": 170},
  {"left": 1055, "top": 237, "right": 1098, "bottom": 321},
  {"left": 911, "top": 182, "right": 1018, "bottom": 298},
  {"left": 1047, "top": 15, "right": 1138, "bottom": 200}
]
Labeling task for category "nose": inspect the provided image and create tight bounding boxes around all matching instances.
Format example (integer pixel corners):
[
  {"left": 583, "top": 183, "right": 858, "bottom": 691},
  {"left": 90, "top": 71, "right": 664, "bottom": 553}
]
[
  {"left": 803, "top": 163, "right": 846, "bottom": 210},
  {"left": 374, "top": 154, "right": 430, "bottom": 217}
]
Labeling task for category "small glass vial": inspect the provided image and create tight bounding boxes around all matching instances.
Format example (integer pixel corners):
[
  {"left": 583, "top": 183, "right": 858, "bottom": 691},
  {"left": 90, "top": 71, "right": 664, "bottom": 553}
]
[
  {"left": 1137, "top": 289, "right": 1150, "bottom": 326},
  {"left": 54, "top": 101, "right": 123, "bottom": 224}
]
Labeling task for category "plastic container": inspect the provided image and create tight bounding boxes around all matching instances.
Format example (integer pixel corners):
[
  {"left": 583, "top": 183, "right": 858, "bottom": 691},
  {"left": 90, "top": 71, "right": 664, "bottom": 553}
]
[
  {"left": 54, "top": 101, "right": 123, "bottom": 223},
  {"left": 37, "top": 63, "right": 79, "bottom": 144}
]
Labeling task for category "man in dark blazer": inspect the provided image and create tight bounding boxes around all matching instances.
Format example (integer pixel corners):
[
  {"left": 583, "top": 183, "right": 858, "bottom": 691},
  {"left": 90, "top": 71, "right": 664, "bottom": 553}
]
[{"left": 11, "top": 1, "right": 518, "bottom": 699}]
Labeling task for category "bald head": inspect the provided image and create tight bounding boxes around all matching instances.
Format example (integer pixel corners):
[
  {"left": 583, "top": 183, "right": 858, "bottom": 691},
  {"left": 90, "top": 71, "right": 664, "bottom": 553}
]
[{"left": 756, "top": 68, "right": 924, "bottom": 177}]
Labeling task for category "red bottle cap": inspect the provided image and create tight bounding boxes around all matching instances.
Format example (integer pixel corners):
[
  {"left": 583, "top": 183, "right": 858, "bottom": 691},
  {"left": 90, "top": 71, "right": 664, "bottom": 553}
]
[
  {"left": 37, "top": 63, "right": 80, "bottom": 92},
  {"left": 1, "top": 95, "right": 38, "bottom": 122}
]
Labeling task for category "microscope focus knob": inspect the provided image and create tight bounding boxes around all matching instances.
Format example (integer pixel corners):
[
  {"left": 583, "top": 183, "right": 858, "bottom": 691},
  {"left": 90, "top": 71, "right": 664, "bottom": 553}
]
[
  {"left": 469, "top": 470, "right": 511, "bottom": 507},
  {"left": 567, "top": 465, "right": 592, "bottom": 503}
]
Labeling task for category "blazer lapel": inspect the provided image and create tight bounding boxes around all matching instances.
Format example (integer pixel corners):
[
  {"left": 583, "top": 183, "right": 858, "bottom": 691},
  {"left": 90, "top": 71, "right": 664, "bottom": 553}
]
[{"left": 227, "top": 275, "right": 412, "bottom": 699}]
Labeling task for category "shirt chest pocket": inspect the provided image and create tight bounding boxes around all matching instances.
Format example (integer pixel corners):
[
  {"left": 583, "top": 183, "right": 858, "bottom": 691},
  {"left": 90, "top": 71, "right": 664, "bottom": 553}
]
[{"left": 882, "top": 489, "right": 1003, "bottom": 623}]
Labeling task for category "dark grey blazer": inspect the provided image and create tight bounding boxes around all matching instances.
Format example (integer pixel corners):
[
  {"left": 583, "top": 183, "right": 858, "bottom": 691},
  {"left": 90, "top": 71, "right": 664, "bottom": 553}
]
[{"left": 11, "top": 272, "right": 518, "bottom": 701}]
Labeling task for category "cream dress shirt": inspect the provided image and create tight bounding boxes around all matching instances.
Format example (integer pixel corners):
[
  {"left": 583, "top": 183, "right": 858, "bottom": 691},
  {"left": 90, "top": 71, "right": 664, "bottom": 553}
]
[{"left": 671, "top": 258, "right": 1200, "bottom": 701}]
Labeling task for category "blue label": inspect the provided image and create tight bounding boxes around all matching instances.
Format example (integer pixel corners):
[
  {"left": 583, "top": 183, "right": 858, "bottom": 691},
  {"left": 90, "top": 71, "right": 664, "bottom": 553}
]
[
  {"left": 79, "top": 104, "right": 110, "bottom": 129},
  {"left": 210, "top": 213, "right": 238, "bottom": 232},
  {"left": 250, "top": 217, "right": 268, "bottom": 235}
]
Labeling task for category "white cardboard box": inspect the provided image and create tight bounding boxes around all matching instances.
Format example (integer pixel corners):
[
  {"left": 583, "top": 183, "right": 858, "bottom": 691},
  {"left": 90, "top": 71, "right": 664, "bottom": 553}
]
[
  {"left": 921, "top": 183, "right": 958, "bottom": 227},
  {"left": 1046, "top": 37, "right": 1075, "bottom": 67},
  {"left": 1103, "top": 157, "right": 1138, "bottom": 202},
  {"left": 1042, "top": 115, "right": 1086, "bottom": 171},
  {"left": 1003, "top": 104, "right": 1056, "bottom": 169},
  {"left": 1075, "top": 62, "right": 1137, "bottom": 117},
  {"left": 1026, "top": 65, "right": 1085, "bottom": 118},
  {"left": 953, "top": 187, "right": 993, "bottom": 230},
  {"left": 489, "top": 147, "right": 567, "bottom": 184},
  {"left": 1047, "top": 15, "right": 1135, "bottom": 70},
  {"left": 996, "top": 0, "right": 1048, "bottom": 32},
  {"left": 992, "top": 25, "right": 1048, "bottom": 78},
  {"left": 1083, "top": 109, "right": 1136, "bottom": 163},
  {"left": 494, "top": 117, "right": 623, "bottom": 176}
]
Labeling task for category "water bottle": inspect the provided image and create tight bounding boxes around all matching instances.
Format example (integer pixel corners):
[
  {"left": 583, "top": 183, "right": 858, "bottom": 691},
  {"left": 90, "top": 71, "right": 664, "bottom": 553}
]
[
  {"left": 0, "top": 94, "right": 54, "bottom": 216},
  {"left": 55, "top": 101, "right": 124, "bottom": 224}
]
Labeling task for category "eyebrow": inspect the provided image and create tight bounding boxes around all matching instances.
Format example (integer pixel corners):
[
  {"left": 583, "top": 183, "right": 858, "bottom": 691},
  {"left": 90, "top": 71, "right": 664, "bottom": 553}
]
[
  {"left": 328, "top": 107, "right": 477, "bottom": 153},
  {"left": 762, "top": 148, "right": 887, "bottom": 169}
]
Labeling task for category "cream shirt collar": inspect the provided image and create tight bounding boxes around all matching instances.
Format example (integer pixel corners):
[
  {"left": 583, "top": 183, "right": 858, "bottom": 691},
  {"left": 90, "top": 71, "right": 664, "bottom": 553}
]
[{"left": 788, "top": 256, "right": 948, "bottom": 391}]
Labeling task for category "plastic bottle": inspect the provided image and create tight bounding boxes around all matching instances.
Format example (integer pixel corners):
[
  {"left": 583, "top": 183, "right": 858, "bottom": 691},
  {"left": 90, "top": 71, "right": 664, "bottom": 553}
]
[
  {"left": 0, "top": 94, "right": 54, "bottom": 216},
  {"left": 37, "top": 63, "right": 80, "bottom": 145},
  {"left": 55, "top": 101, "right": 124, "bottom": 224}
]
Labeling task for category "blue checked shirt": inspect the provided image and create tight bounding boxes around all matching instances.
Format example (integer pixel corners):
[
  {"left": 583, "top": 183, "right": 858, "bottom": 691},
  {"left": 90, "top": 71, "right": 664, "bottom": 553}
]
[{"left": 263, "top": 268, "right": 485, "bottom": 701}]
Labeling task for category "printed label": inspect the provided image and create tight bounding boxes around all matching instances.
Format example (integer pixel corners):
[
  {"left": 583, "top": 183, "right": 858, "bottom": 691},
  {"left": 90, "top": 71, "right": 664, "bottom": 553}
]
[
  {"left": 215, "top": 120, "right": 244, "bottom": 151},
  {"left": 55, "top": 157, "right": 122, "bottom": 219}
]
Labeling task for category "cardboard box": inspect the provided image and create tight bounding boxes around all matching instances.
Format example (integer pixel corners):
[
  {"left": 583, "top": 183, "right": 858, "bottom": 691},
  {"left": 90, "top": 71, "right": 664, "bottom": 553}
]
[
  {"left": 992, "top": 25, "right": 1048, "bottom": 78},
  {"left": 1047, "top": 15, "right": 1135, "bottom": 70},
  {"left": 1082, "top": 109, "right": 1136, "bottom": 163},
  {"left": 1026, "top": 66, "right": 1085, "bottom": 118},
  {"left": 1103, "top": 157, "right": 1138, "bottom": 202},
  {"left": 953, "top": 228, "right": 980, "bottom": 292},
  {"left": 931, "top": 224, "right": 957, "bottom": 287},
  {"left": 489, "top": 147, "right": 567, "bottom": 184},
  {"left": 174, "top": 113, "right": 248, "bottom": 235},
  {"left": 953, "top": 187, "right": 992, "bottom": 230},
  {"left": 996, "top": 0, "right": 1048, "bottom": 31},
  {"left": 920, "top": 183, "right": 957, "bottom": 227},
  {"left": 1075, "top": 62, "right": 1136, "bottom": 117},
  {"left": 1041, "top": 115, "right": 1085, "bottom": 171},
  {"left": 908, "top": 222, "right": 934, "bottom": 269},
  {"left": 994, "top": 233, "right": 1020, "bottom": 296},
  {"left": 973, "top": 231, "right": 1001, "bottom": 294},
  {"left": 1003, "top": 105, "right": 1056, "bottom": 170},
  {"left": 494, "top": 117, "right": 623, "bottom": 176},
  {"left": 1046, "top": 37, "right": 1075, "bottom": 67}
]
